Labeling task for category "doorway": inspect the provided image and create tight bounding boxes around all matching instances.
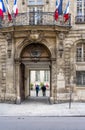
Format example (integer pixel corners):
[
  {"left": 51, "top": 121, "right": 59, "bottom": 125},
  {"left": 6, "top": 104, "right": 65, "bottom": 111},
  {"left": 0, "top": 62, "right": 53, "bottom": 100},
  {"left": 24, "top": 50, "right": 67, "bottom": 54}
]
[{"left": 18, "top": 43, "right": 52, "bottom": 103}]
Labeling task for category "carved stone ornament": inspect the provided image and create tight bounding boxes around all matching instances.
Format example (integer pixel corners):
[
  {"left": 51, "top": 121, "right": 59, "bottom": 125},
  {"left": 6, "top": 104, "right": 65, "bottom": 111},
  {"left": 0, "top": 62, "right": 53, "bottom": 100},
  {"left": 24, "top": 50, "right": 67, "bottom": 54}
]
[
  {"left": 5, "top": 33, "right": 12, "bottom": 41},
  {"left": 29, "top": 30, "right": 44, "bottom": 42},
  {"left": 58, "top": 33, "right": 65, "bottom": 40},
  {"left": 30, "top": 31, "right": 39, "bottom": 40},
  {"left": 30, "top": 46, "right": 42, "bottom": 62}
]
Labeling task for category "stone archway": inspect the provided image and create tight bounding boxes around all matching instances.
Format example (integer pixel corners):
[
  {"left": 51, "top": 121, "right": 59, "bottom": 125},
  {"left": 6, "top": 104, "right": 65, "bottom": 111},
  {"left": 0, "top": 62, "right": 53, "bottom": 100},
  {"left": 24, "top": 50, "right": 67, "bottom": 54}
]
[{"left": 15, "top": 42, "right": 52, "bottom": 103}]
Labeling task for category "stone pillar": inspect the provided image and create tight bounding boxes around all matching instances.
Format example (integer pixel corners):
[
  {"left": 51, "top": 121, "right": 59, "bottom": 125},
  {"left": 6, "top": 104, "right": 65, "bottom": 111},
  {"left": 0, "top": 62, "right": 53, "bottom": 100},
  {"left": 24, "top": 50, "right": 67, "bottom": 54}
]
[
  {"left": 0, "top": 34, "right": 6, "bottom": 101},
  {"left": 5, "top": 33, "right": 16, "bottom": 102},
  {"left": 64, "top": 43, "right": 71, "bottom": 88},
  {"left": 50, "top": 60, "right": 57, "bottom": 104},
  {"left": 15, "top": 61, "right": 21, "bottom": 104},
  {"left": 56, "top": 32, "right": 67, "bottom": 102}
]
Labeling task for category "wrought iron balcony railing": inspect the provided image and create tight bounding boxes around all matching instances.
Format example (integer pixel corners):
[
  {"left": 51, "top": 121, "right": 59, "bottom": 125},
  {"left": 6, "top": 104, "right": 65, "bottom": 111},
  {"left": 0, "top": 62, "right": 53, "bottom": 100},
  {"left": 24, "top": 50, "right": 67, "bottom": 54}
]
[
  {"left": 75, "top": 15, "right": 85, "bottom": 23},
  {"left": 0, "top": 12, "right": 71, "bottom": 28}
]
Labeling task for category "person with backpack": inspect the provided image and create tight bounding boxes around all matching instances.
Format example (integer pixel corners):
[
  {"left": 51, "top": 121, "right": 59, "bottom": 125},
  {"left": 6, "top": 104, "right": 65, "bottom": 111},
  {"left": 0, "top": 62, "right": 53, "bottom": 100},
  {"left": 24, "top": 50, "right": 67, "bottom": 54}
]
[
  {"left": 41, "top": 85, "right": 46, "bottom": 96},
  {"left": 35, "top": 84, "right": 40, "bottom": 96}
]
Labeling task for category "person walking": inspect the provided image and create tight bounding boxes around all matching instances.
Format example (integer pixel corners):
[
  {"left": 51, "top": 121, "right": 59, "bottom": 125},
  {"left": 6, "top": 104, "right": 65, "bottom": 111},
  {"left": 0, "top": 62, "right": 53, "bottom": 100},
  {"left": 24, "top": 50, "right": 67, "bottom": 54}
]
[
  {"left": 35, "top": 84, "right": 39, "bottom": 96},
  {"left": 41, "top": 85, "right": 46, "bottom": 96}
]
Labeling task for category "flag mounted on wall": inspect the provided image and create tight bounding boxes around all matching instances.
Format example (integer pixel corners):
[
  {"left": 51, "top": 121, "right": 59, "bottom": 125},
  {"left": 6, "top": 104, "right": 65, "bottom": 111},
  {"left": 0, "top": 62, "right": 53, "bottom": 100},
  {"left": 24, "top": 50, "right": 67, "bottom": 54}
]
[
  {"left": 64, "top": 1, "right": 70, "bottom": 22},
  {"left": 13, "top": 0, "right": 18, "bottom": 17},
  {"left": 6, "top": 0, "right": 12, "bottom": 21},
  {"left": 0, "top": 0, "right": 6, "bottom": 19},
  {"left": 54, "top": 0, "right": 63, "bottom": 21}
]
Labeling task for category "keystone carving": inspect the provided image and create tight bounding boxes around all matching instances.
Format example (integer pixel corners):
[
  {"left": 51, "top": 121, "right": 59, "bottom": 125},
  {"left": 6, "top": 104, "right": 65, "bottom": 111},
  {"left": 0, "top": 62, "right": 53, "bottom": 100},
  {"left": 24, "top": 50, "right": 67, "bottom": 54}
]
[
  {"left": 58, "top": 32, "right": 65, "bottom": 40},
  {"left": 29, "top": 30, "right": 44, "bottom": 42}
]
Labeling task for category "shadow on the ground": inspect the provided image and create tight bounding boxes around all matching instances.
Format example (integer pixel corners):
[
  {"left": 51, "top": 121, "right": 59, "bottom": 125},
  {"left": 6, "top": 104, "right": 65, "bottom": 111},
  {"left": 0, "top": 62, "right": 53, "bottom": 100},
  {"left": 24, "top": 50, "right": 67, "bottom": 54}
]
[{"left": 22, "top": 96, "right": 50, "bottom": 105}]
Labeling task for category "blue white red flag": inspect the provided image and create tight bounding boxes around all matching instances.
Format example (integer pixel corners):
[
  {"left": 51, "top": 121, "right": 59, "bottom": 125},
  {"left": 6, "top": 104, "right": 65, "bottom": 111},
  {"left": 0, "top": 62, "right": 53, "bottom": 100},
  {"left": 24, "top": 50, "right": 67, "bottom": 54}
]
[
  {"left": 54, "top": 0, "right": 59, "bottom": 21},
  {"left": 6, "top": 0, "right": 12, "bottom": 21},
  {"left": 58, "top": 0, "right": 63, "bottom": 15},
  {"left": 64, "top": 1, "right": 70, "bottom": 22},
  {"left": 54, "top": 0, "right": 63, "bottom": 21},
  {"left": 13, "top": 0, "right": 18, "bottom": 17},
  {"left": 0, "top": 0, "right": 6, "bottom": 19}
]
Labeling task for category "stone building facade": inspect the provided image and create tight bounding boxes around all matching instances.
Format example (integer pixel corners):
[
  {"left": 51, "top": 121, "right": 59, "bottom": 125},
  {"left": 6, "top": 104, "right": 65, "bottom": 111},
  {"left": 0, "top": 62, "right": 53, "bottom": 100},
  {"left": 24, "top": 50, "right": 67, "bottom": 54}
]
[{"left": 0, "top": 0, "right": 85, "bottom": 103}]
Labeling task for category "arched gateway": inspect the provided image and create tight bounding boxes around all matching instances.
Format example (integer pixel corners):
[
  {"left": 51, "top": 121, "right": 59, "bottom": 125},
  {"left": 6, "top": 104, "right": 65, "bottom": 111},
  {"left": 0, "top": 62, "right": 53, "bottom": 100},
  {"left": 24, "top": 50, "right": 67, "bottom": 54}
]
[{"left": 15, "top": 42, "right": 55, "bottom": 104}]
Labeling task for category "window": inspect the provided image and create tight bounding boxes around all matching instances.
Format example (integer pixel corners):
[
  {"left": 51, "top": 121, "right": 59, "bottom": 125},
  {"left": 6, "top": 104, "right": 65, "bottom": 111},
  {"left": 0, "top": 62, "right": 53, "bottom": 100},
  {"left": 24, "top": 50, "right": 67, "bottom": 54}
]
[
  {"left": 35, "top": 71, "right": 40, "bottom": 81},
  {"left": 28, "top": 0, "right": 44, "bottom": 5},
  {"left": 77, "top": 0, "right": 82, "bottom": 16},
  {"left": 44, "top": 70, "right": 49, "bottom": 82},
  {"left": 76, "top": 43, "right": 85, "bottom": 62},
  {"left": 76, "top": 0, "right": 85, "bottom": 22},
  {"left": 28, "top": 0, "right": 43, "bottom": 25},
  {"left": 29, "top": 0, "right": 35, "bottom": 5},
  {"left": 76, "top": 71, "right": 85, "bottom": 85},
  {"left": 29, "top": 6, "right": 43, "bottom": 25}
]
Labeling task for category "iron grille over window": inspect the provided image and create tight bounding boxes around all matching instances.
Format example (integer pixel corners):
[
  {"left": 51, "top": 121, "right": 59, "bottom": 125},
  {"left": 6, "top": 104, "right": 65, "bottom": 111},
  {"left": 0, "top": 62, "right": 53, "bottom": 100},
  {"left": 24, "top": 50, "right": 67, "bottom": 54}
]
[{"left": 76, "top": 71, "right": 85, "bottom": 86}]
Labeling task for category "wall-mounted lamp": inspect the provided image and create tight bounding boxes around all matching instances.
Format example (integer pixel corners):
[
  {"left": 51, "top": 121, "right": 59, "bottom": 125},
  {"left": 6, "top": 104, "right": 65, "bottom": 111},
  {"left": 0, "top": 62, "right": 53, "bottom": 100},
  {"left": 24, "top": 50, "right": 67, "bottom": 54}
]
[
  {"left": 58, "top": 44, "right": 64, "bottom": 58},
  {"left": 22, "top": 0, "right": 25, "bottom": 5},
  {"left": 46, "top": 0, "right": 49, "bottom": 4}
]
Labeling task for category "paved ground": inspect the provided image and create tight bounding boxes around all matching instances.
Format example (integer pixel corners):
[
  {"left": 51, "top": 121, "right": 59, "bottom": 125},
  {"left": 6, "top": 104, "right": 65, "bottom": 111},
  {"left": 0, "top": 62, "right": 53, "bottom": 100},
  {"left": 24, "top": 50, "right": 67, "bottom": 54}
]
[{"left": 0, "top": 96, "right": 85, "bottom": 117}]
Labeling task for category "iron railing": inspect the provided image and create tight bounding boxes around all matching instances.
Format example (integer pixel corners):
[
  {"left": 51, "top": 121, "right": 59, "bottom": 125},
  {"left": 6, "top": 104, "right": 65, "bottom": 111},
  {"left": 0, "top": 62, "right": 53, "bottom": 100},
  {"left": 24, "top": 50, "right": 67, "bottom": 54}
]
[
  {"left": 0, "top": 12, "right": 71, "bottom": 28},
  {"left": 75, "top": 15, "right": 85, "bottom": 23}
]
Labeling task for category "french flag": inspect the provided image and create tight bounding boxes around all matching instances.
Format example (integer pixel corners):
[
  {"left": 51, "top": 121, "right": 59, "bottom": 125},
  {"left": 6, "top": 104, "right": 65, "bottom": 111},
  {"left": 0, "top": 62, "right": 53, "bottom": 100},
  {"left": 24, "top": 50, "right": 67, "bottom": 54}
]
[
  {"left": 6, "top": 0, "right": 12, "bottom": 21},
  {"left": 0, "top": 0, "right": 6, "bottom": 19},
  {"left": 64, "top": 1, "right": 70, "bottom": 22},
  {"left": 54, "top": 0, "right": 63, "bottom": 21},
  {"left": 58, "top": 0, "right": 63, "bottom": 15},
  {"left": 54, "top": 0, "right": 59, "bottom": 21},
  {"left": 13, "top": 0, "right": 18, "bottom": 17}
]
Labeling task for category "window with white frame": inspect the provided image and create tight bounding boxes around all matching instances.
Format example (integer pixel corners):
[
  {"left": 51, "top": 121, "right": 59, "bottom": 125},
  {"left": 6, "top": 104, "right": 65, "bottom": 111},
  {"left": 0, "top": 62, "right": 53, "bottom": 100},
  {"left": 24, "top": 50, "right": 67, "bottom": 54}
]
[
  {"left": 35, "top": 71, "right": 40, "bottom": 81},
  {"left": 28, "top": 0, "right": 44, "bottom": 5},
  {"left": 77, "top": 0, "right": 85, "bottom": 22},
  {"left": 28, "top": 0, "right": 43, "bottom": 25},
  {"left": 76, "top": 71, "right": 85, "bottom": 85},
  {"left": 29, "top": 6, "right": 43, "bottom": 25},
  {"left": 76, "top": 43, "right": 85, "bottom": 62},
  {"left": 44, "top": 70, "right": 49, "bottom": 82},
  {"left": 77, "top": 0, "right": 82, "bottom": 16}
]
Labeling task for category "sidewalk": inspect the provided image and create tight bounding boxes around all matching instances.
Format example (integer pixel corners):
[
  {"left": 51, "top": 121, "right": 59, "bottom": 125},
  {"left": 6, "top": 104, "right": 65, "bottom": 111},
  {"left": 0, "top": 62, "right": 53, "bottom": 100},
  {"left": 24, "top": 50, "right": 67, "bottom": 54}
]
[{"left": 0, "top": 100, "right": 85, "bottom": 116}]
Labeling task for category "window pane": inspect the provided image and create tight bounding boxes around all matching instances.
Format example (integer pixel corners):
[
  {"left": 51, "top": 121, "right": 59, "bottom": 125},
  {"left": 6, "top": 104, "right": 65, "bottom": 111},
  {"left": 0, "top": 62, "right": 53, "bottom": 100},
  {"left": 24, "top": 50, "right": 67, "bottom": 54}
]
[
  {"left": 37, "top": 0, "right": 43, "bottom": 4},
  {"left": 35, "top": 71, "right": 40, "bottom": 81},
  {"left": 83, "top": 44, "right": 85, "bottom": 61},
  {"left": 83, "top": 72, "right": 85, "bottom": 84},
  {"left": 29, "top": 0, "right": 35, "bottom": 5},
  {"left": 77, "top": 0, "right": 83, "bottom": 16},
  {"left": 76, "top": 45, "right": 82, "bottom": 62},
  {"left": 76, "top": 71, "right": 85, "bottom": 85},
  {"left": 44, "top": 71, "right": 49, "bottom": 82},
  {"left": 28, "top": 0, "right": 44, "bottom": 5},
  {"left": 29, "top": 7, "right": 43, "bottom": 25}
]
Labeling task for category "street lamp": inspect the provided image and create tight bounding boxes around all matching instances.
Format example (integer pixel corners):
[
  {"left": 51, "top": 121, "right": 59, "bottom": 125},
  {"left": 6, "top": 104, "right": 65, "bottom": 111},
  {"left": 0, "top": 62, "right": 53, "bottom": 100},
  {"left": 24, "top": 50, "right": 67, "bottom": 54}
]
[{"left": 69, "top": 77, "right": 74, "bottom": 109}]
